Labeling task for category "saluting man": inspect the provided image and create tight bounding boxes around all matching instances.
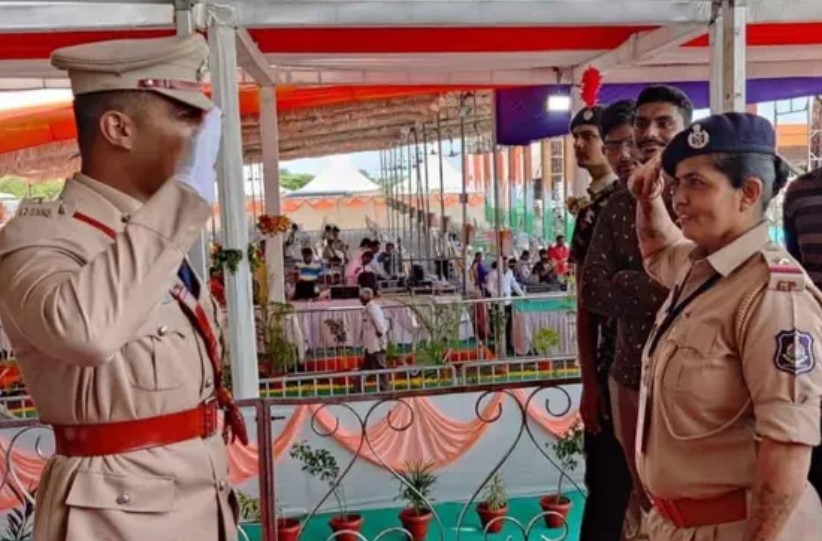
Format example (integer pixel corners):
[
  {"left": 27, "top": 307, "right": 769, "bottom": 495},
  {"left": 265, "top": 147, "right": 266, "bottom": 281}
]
[
  {"left": 0, "top": 35, "right": 246, "bottom": 541},
  {"left": 631, "top": 113, "right": 822, "bottom": 541}
]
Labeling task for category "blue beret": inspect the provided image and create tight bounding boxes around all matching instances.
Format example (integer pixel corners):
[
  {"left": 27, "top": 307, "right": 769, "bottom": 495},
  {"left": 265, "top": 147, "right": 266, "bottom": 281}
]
[
  {"left": 569, "top": 105, "right": 605, "bottom": 132},
  {"left": 662, "top": 113, "right": 777, "bottom": 177}
]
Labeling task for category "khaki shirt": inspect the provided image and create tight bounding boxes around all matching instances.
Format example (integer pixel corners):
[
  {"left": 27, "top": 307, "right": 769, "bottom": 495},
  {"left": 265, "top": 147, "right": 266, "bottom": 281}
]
[
  {"left": 0, "top": 174, "right": 237, "bottom": 541},
  {"left": 637, "top": 221, "right": 822, "bottom": 500}
]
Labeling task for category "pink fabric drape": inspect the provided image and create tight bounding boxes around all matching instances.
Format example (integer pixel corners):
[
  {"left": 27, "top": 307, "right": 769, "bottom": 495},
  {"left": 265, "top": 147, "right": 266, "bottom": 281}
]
[{"left": 0, "top": 394, "right": 580, "bottom": 510}]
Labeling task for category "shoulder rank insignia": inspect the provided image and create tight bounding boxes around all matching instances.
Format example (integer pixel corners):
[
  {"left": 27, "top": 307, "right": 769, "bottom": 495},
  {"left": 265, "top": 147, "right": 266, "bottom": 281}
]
[
  {"left": 774, "top": 329, "right": 815, "bottom": 375},
  {"left": 763, "top": 245, "right": 805, "bottom": 292}
]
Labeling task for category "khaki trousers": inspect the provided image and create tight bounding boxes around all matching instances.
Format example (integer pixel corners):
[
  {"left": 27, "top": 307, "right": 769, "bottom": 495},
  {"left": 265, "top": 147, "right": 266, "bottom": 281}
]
[{"left": 646, "top": 483, "right": 822, "bottom": 541}]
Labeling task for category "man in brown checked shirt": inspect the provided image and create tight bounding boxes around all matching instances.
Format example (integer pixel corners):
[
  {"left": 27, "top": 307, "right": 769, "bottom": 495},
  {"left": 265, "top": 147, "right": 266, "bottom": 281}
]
[{"left": 581, "top": 89, "right": 691, "bottom": 538}]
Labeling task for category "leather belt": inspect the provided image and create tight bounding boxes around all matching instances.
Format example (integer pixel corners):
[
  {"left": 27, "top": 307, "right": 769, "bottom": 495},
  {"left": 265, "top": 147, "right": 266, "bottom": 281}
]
[
  {"left": 652, "top": 489, "right": 747, "bottom": 528},
  {"left": 53, "top": 399, "right": 218, "bottom": 457}
]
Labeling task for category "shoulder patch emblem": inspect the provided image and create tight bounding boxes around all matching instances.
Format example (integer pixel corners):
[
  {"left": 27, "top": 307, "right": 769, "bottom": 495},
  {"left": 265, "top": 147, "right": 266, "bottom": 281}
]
[{"left": 774, "top": 330, "right": 815, "bottom": 375}]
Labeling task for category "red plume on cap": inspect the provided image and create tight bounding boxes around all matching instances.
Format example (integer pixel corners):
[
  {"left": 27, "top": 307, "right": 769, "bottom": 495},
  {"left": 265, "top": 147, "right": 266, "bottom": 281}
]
[{"left": 580, "top": 66, "right": 603, "bottom": 108}]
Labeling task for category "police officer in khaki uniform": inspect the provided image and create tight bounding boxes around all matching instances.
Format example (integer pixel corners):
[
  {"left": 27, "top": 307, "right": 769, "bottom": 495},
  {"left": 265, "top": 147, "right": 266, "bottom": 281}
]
[
  {"left": 630, "top": 112, "right": 822, "bottom": 541},
  {"left": 0, "top": 35, "right": 246, "bottom": 541}
]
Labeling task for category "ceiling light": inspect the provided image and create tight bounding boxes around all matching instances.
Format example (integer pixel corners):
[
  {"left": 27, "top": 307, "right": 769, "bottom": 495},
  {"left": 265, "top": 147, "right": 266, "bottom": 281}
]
[{"left": 547, "top": 95, "right": 571, "bottom": 112}]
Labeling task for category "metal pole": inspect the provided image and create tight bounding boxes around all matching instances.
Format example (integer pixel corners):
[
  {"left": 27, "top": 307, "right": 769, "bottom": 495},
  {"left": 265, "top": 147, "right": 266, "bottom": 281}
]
[
  {"left": 437, "top": 114, "right": 446, "bottom": 233},
  {"left": 207, "top": 4, "right": 259, "bottom": 398},
  {"left": 422, "top": 124, "right": 432, "bottom": 269},
  {"left": 722, "top": 0, "right": 747, "bottom": 112},
  {"left": 260, "top": 85, "right": 285, "bottom": 304},
  {"left": 709, "top": 11, "right": 724, "bottom": 114},
  {"left": 491, "top": 91, "right": 506, "bottom": 358},
  {"left": 460, "top": 116, "right": 468, "bottom": 297}
]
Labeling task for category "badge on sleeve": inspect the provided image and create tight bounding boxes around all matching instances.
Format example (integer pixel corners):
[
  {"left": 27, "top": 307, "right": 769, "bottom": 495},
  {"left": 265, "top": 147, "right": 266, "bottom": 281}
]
[{"left": 774, "top": 330, "right": 815, "bottom": 375}]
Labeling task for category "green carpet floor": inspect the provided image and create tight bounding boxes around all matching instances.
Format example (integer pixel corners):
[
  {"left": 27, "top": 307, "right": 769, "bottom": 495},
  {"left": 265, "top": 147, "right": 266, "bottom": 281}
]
[{"left": 241, "top": 492, "right": 584, "bottom": 540}]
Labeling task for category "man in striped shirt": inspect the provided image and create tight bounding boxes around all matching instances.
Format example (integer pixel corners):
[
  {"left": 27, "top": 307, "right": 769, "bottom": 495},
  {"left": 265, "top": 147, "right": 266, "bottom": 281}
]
[{"left": 782, "top": 165, "right": 822, "bottom": 499}]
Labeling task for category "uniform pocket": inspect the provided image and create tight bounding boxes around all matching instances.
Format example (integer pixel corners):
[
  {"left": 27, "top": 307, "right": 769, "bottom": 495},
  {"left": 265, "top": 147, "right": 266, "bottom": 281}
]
[
  {"left": 66, "top": 469, "right": 176, "bottom": 513},
  {"left": 660, "top": 324, "right": 751, "bottom": 440},
  {"left": 124, "top": 328, "right": 187, "bottom": 391}
]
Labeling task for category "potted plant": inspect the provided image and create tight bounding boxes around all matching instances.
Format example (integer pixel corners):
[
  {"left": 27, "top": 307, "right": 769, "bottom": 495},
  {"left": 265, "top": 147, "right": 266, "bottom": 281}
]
[
  {"left": 396, "top": 461, "right": 438, "bottom": 541},
  {"left": 476, "top": 472, "right": 508, "bottom": 534},
  {"left": 290, "top": 441, "right": 362, "bottom": 541},
  {"left": 532, "top": 327, "right": 560, "bottom": 372},
  {"left": 257, "top": 302, "right": 299, "bottom": 377},
  {"left": 540, "top": 422, "right": 583, "bottom": 528}
]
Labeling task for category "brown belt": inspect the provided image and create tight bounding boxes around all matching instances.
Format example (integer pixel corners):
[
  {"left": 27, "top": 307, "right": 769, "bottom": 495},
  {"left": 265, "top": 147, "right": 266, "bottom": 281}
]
[
  {"left": 652, "top": 489, "right": 747, "bottom": 528},
  {"left": 53, "top": 399, "right": 218, "bottom": 457}
]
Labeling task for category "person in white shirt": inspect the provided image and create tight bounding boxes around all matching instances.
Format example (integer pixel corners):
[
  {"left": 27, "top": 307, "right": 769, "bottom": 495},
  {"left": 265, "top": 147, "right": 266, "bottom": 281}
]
[
  {"left": 485, "top": 257, "right": 524, "bottom": 355},
  {"left": 357, "top": 288, "right": 390, "bottom": 392}
]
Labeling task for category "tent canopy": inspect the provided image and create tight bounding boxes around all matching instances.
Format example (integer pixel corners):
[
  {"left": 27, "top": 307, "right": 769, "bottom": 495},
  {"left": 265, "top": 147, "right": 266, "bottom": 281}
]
[
  {"left": 287, "top": 157, "right": 381, "bottom": 197},
  {"left": 396, "top": 157, "right": 474, "bottom": 194}
]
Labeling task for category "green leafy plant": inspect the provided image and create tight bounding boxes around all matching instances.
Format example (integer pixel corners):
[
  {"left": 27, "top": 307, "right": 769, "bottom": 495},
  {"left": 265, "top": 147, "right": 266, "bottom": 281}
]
[
  {"left": 549, "top": 421, "right": 583, "bottom": 499},
  {"left": 532, "top": 327, "right": 560, "bottom": 357},
  {"left": 212, "top": 247, "right": 244, "bottom": 274},
  {"left": 290, "top": 441, "right": 350, "bottom": 519},
  {"left": 386, "top": 339, "right": 404, "bottom": 366},
  {"left": 1, "top": 488, "right": 35, "bottom": 541},
  {"left": 396, "top": 460, "right": 438, "bottom": 516},
  {"left": 257, "top": 302, "right": 299, "bottom": 374},
  {"left": 398, "top": 300, "right": 462, "bottom": 366},
  {"left": 237, "top": 491, "right": 261, "bottom": 523},
  {"left": 481, "top": 473, "right": 508, "bottom": 511},
  {"left": 323, "top": 318, "right": 348, "bottom": 347}
]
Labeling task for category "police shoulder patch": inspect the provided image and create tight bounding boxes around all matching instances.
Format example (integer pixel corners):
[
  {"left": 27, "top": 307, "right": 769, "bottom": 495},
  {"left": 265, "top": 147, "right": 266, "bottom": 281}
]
[{"left": 774, "top": 329, "right": 816, "bottom": 375}]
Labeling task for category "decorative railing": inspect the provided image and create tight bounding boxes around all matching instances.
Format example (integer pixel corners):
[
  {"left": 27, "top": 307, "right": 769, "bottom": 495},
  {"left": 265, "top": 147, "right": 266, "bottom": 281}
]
[{"left": 0, "top": 378, "right": 584, "bottom": 541}]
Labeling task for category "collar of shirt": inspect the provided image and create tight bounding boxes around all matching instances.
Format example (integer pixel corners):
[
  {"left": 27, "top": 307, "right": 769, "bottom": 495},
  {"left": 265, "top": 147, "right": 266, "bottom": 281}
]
[
  {"left": 689, "top": 220, "right": 772, "bottom": 277},
  {"left": 588, "top": 172, "right": 619, "bottom": 196},
  {"left": 74, "top": 173, "right": 143, "bottom": 216}
]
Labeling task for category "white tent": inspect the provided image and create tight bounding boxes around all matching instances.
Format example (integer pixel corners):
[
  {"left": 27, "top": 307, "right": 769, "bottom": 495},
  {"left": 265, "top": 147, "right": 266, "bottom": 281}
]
[
  {"left": 396, "top": 157, "right": 473, "bottom": 194},
  {"left": 287, "top": 157, "right": 381, "bottom": 197}
]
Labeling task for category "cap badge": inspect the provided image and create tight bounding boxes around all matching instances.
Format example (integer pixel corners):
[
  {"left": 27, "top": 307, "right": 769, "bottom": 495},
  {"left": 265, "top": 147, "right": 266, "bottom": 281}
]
[
  {"left": 687, "top": 124, "right": 709, "bottom": 150},
  {"left": 582, "top": 109, "right": 593, "bottom": 121},
  {"left": 196, "top": 61, "right": 208, "bottom": 83}
]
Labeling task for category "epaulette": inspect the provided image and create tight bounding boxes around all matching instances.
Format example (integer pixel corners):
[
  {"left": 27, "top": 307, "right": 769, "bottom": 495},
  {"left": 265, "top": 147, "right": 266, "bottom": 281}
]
[
  {"left": 761, "top": 242, "right": 806, "bottom": 292},
  {"left": 15, "top": 198, "right": 74, "bottom": 220}
]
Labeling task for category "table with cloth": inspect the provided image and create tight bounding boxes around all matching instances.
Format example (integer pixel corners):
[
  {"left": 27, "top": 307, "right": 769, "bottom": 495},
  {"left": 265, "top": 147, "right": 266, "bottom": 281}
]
[
  {"left": 292, "top": 296, "right": 474, "bottom": 351},
  {"left": 510, "top": 294, "right": 577, "bottom": 357}
]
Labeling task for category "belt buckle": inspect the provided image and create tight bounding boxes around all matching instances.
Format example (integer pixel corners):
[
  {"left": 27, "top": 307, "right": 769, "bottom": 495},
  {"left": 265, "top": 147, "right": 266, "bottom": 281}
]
[{"left": 202, "top": 396, "right": 218, "bottom": 437}]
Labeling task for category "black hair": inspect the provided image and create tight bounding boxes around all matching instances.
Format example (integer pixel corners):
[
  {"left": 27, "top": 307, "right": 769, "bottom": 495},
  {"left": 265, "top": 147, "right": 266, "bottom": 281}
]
[
  {"left": 556, "top": 235, "right": 565, "bottom": 241},
  {"left": 521, "top": 250, "right": 530, "bottom": 258},
  {"left": 636, "top": 85, "right": 694, "bottom": 125},
  {"left": 600, "top": 99, "right": 636, "bottom": 138},
  {"left": 73, "top": 90, "right": 150, "bottom": 155},
  {"left": 301, "top": 247, "right": 313, "bottom": 257},
  {"left": 712, "top": 153, "right": 791, "bottom": 209},
  {"left": 360, "top": 238, "right": 372, "bottom": 248},
  {"left": 538, "top": 249, "right": 548, "bottom": 257}
]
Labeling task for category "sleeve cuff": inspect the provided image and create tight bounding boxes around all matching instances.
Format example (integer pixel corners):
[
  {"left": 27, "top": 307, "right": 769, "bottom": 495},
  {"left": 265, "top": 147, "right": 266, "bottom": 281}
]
[
  {"left": 754, "top": 402, "right": 821, "bottom": 447},
  {"left": 128, "top": 180, "right": 212, "bottom": 253}
]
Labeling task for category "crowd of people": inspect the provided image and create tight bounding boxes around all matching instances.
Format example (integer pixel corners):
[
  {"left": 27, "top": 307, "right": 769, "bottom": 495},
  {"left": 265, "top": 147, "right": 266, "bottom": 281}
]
[
  {"left": 291, "top": 226, "right": 401, "bottom": 300},
  {"left": 568, "top": 84, "right": 822, "bottom": 541}
]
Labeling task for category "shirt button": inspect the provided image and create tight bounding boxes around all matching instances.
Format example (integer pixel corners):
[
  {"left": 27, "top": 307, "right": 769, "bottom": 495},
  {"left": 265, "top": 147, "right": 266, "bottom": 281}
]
[
  {"left": 116, "top": 493, "right": 131, "bottom": 505},
  {"left": 218, "top": 480, "right": 226, "bottom": 492},
  {"left": 158, "top": 326, "right": 169, "bottom": 336},
  {"left": 205, "top": 378, "right": 213, "bottom": 386}
]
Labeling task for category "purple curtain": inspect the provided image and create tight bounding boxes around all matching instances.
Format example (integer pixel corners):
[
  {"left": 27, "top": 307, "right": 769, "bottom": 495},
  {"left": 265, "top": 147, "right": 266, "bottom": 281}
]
[{"left": 496, "top": 77, "right": 822, "bottom": 146}]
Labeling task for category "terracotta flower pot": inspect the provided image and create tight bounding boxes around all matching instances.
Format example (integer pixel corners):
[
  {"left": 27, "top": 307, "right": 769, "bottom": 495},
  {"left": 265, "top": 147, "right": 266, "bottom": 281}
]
[
  {"left": 399, "top": 508, "right": 433, "bottom": 541},
  {"left": 275, "top": 518, "right": 301, "bottom": 541},
  {"left": 476, "top": 502, "right": 508, "bottom": 533},
  {"left": 540, "top": 495, "right": 572, "bottom": 529},
  {"left": 328, "top": 514, "right": 364, "bottom": 541}
]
